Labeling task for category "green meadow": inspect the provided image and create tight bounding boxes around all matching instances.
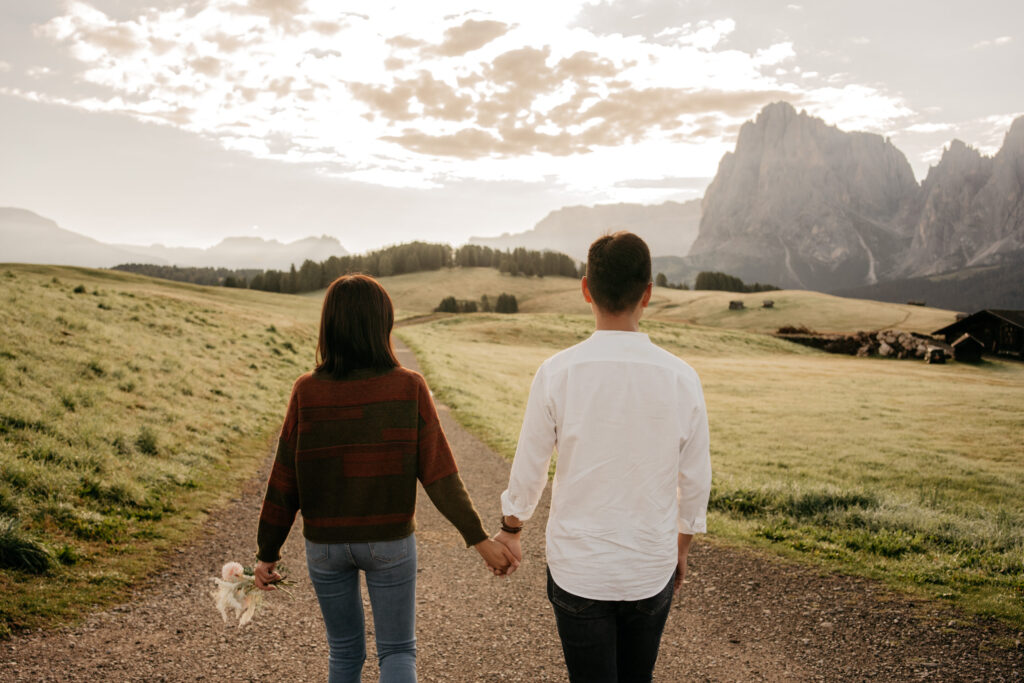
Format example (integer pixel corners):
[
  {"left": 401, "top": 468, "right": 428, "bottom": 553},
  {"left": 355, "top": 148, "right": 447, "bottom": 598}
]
[
  {"left": 397, "top": 309, "right": 1024, "bottom": 627},
  {"left": 1, "top": 263, "right": 1019, "bottom": 635},
  {"left": 0, "top": 264, "right": 320, "bottom": 635},
  {"left": 368, "top": 267, "right": 956, "bottom": 334}
]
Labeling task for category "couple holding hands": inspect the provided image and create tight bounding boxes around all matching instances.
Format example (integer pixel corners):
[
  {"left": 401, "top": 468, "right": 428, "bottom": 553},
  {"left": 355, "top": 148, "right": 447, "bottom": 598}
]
[{"left": 253, "top": 232, "right": 712, "bottom": 683}]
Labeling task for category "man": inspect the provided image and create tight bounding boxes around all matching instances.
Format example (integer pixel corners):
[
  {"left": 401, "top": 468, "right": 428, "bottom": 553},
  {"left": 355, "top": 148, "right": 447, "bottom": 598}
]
[{"left": 496, "top": 232, "right": 712, "bottom": 682}]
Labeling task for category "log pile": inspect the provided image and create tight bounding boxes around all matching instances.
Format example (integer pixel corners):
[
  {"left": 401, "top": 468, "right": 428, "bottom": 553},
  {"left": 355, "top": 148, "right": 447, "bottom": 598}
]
[{"left": 777, "top": 328, "right": 950, "bottom": 359}]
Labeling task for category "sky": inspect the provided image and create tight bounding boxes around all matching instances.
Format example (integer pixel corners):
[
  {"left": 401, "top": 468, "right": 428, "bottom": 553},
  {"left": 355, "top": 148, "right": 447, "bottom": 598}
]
[{"left": 1, "top": 0, "right": 1021, "bottom": 252}]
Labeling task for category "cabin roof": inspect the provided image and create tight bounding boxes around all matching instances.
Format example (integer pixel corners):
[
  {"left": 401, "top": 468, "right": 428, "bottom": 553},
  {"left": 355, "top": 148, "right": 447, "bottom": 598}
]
[{"left": 933, "top": 309, "right": 1024, "bottom": 336}]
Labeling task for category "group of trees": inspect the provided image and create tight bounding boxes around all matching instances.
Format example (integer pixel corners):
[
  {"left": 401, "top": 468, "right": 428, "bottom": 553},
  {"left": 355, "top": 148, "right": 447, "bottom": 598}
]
[
  {"left": 114, "top": 242, "right": 582, "bottom": 294},
  {"left": 435, "top": 293, "right": 519, "bottom": 314},
  {"left": 113, "top": 264, "right": 261, "bottom": 287},
  {"left": 693, "top": 271, "right": 779, "bottom": 293},
  {"left": 654, "top": 273, "right": 691, "bottom": 290}
]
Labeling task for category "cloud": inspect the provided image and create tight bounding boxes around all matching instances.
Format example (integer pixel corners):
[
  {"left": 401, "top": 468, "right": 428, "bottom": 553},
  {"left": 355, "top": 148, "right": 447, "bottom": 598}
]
[
  {"left": 26, "top": 0, "right": 917, "bottom": 193},
  {"left": 425, "top": 19, "right": 511, "bottom": 56},
  {"left": 972, "top": 36, "right": 1012, "bottom": 49}
]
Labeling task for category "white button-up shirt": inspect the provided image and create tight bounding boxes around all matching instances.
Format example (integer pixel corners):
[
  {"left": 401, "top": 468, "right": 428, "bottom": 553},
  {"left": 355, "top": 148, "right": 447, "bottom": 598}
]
[{"left": 500, "top": 330, "right": 712, "bottom": 601}]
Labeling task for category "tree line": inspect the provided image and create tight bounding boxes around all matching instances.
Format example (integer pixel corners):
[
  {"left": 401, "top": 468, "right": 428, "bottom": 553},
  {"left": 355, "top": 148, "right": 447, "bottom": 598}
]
[
  {"left": 692, "top": 271, "right": 779, "bottom": 293},
  {"left": 112, "top": 264, "right": 262, "bottom": 288},
  {"left": 435, "top": 293, "right": 519, "bottom": 314},
  {"left": 113, "top": 242, "right": 581, "bottom": 294}
]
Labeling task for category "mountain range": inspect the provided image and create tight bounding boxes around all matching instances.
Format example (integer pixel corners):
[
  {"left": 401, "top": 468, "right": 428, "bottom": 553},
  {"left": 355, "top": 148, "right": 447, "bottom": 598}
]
[
  {"left": 3, "top": 101, "right": 1021, "bottom": 310},
  {"left": 0, "top": 207, "right": 347, "bottom": 270},
  {"left": 468, "top": 199, "right": 701, "bottom": 261},
  {"left": 686, "top": 101, "right": 1024, "bottom": 293}
]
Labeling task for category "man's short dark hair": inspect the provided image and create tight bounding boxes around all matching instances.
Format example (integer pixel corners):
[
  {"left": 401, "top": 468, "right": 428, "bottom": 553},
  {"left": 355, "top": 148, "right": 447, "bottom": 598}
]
[{"left": 586, "top": 231, "right": 651, "bottom": 313}]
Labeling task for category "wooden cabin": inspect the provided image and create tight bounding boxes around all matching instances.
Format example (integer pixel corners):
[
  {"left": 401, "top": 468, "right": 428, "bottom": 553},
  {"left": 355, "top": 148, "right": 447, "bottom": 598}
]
[
  {"left": 933, "top": 310, "right": 1024, "bottom": 359},
  {"left": 952, "top": 334, "right": 984, "bottom": 363},
  {"left": 729, "top": 300, "right": 745, "bottom": 310}
]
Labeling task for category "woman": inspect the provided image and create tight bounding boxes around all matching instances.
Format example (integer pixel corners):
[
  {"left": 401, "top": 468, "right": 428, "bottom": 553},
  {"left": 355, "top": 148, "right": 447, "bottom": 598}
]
[{"left": 253, "top": 274, "right": 515, "bottom": 683}]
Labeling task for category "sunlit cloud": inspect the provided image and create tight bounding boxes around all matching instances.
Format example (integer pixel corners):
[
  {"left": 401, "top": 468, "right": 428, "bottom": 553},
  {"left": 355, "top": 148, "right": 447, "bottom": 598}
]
[
  {"left": 22, "top": 0, "right": 916, "bottom": 196},
  {"left": 972, "top": 36, "right": 1012, "bottom": 49}
]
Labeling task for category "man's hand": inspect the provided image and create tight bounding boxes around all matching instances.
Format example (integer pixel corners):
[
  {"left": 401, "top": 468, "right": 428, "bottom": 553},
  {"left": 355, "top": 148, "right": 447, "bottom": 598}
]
[
  {"left": 674, "top": 533, "right": 693, "bottom": 594},
  {"left": 254, "top": 560, "right": 282, "bottom": 591},
  {"left": 493, "top": 530, "right": 522, "bottom": 575},
  {"left": 474, "top": 538, "right": 519, "bottom": 576}
]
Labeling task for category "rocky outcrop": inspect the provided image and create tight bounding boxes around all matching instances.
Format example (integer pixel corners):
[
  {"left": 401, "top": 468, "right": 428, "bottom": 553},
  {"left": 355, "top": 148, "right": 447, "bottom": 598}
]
[
  {"left": 689, "top": 102, "right": 919, "bottom": 291},
  {"left": 778, "top": 328, "right": 946, "bottom": 360},
  {"left": 901, "top": 118, "right": 1024, "bottom": 276},
  {"left": 688, "top": 102, "right": 1024, "bottom": 294},
  {"left": 469, "top": 199, "right": 701, "bottom": 261}
]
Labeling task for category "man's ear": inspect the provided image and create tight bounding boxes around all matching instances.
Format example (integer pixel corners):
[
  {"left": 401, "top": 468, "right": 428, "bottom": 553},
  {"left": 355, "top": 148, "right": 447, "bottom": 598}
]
[
  {"left": 581, "top": 276, "right": 593, "bottom": 303},
  {"left": 640, "top": 282, "right": 653, "bottom": 308}
]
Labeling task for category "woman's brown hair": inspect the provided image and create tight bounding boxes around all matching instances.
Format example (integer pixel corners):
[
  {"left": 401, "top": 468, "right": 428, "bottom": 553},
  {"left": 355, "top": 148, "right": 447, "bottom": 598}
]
[{"left": 315, "top": 274, "right": 400, "bottom": 378}]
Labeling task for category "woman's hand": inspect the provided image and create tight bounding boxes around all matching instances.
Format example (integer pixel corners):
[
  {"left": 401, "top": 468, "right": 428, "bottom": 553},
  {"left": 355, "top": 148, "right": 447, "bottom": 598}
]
[
  {"left": 474, "top": 538, "right": 519, "bottom": 577},
  {"left": 254, "top": 560, "right": 282, "bottom": 591}
]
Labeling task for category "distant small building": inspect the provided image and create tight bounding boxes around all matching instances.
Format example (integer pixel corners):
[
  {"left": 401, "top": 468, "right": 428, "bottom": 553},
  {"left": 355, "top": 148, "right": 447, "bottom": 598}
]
[
  {"left": 762, "top": 300, "right": 775, "bottom": 308},
  {"left": 925, "top": 347, "right": 947, "bottom": 364},
  {"left": 952, "top": 334, "right": 984, "bottom": 363},
  {"left": 729, "top": 300, "right": 745, "bottom": 310},
  {"left": 933, "top": 310, "right": 1024, "bottom": 359}
]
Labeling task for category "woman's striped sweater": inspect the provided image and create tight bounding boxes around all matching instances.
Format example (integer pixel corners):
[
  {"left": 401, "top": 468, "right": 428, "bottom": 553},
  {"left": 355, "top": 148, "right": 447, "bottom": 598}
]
[{"left": 256, "top": 367, "right": 488, "bottom": 562}]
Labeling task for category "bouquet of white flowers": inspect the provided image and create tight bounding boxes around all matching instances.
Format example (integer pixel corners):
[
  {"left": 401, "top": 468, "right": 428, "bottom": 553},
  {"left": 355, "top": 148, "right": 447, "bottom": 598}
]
[{"left": 211, "top": 561, "right": 292, "bottom": 627}]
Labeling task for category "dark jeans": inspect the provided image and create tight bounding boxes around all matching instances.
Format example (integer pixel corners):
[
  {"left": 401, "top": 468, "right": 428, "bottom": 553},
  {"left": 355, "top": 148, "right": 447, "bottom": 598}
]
[{"left": 547, "top": 568, "right": 674, "bottom": 683}]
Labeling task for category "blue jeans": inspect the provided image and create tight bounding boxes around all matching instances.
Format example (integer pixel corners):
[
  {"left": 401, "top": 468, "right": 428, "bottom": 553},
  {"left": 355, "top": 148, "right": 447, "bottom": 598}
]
[
  {"left": 547, "top": 568, "right": 674, "bottom": 683},
  {"left": 305, "top": 535, "right": 417, "bottom": 683}
]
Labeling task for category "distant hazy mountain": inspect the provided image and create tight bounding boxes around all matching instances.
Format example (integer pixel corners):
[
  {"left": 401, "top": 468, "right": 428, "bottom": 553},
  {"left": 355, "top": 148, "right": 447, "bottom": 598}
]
[
  {"left": 113, "top": 235, "right": 349, "bottom": 270},
  {"left": 0, "top": 208, "right": 348, "bottom": 270},
  {"left": 0, "top": 208, "right": 148, "bottom": 268},
  {"left": 469, "top": 200, "right": 701, "bottom": 261}
]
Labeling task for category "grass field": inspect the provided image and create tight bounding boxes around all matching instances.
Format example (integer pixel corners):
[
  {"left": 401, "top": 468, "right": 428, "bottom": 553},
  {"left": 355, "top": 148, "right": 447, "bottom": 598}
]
[
  {"left": 397, "top": 313, "right": 1024, "bottom": 626},
  {"left": 324, "top": 268, "right": 958, "bottom": 334},
  {"left": 0, "top": 263, "right": 996, "bottom": 636},
  {"left": 0, "top": 264, "right": 320, "bottom": 635}
]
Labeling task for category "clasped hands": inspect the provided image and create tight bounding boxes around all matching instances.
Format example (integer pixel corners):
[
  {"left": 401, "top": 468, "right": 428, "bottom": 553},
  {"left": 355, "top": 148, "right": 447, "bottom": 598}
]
[{"left": 475, "top": 529, "right": 522, "bottom": 577}]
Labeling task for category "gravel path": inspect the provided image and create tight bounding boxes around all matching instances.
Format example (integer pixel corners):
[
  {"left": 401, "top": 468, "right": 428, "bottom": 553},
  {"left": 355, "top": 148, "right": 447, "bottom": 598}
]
[{"left": 2, "top": 341, "right": 1022, "bottom": 682}]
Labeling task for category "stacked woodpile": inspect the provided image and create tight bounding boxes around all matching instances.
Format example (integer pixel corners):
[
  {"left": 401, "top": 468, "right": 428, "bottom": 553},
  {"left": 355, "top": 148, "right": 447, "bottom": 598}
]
[{"left": 777, "top": 328, "right": 949, "bottom": 359}]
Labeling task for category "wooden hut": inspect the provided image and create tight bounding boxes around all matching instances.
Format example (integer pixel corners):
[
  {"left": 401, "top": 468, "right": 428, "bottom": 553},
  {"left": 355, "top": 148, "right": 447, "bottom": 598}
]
[
  {"left": 762, "top": 300, "right": 775, "bottom": 308},
  {"left": 952, "top": 334, "right": 984, "bottom": 363},
  {"left": 933, "top": 310, "right": 1024, "bottom": 359},
  {"left": 729, "top": 300, "right": 745, "bottom": 310}
]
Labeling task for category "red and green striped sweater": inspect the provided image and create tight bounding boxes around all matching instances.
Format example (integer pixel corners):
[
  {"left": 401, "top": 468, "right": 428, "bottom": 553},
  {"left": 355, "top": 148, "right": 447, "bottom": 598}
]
[{"left": 256, "top": 367, "right": 488, "bottom": 562}]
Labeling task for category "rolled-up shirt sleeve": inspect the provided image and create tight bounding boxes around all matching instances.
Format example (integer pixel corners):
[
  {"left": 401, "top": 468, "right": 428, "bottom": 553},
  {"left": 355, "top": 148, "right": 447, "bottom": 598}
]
[
  {"left": 678, "top": 382, "right": 712, "bottom": 534},
  {"left": 500, "top": 364, "right": 556, "bottom": 522}
]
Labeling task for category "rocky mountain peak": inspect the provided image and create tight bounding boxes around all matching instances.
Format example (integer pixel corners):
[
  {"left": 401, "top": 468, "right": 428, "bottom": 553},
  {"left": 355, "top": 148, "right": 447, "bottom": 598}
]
[{"left": 690, "top": 101, "right": 919, "bottom": 290}]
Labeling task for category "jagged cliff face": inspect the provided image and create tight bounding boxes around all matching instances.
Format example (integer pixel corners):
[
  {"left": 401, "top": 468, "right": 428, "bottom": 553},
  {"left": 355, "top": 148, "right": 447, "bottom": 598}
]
[
  {"left": 690, "top": 102, "right": 920, "bottom": 290},
  {"left": 903, "top": 119, "right": 1024, "bottom": 276}
]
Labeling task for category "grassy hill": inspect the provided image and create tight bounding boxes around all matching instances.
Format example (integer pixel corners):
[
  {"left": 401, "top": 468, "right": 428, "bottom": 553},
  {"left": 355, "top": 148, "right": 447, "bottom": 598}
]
[
  {"left": 311, "top": 268, "right": 958, "bottom": 334},
  {"left": 398, "top": 313, "right": 1024, "bottom": 626},
  {"left": 0, "top": 264, "right": 320, "bottom": 635}
]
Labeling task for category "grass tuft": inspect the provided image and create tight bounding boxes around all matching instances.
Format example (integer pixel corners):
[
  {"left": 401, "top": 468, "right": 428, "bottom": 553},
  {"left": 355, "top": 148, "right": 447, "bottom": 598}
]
[{"left": 0, "top": 517, "right": 52, "bottom": 574}]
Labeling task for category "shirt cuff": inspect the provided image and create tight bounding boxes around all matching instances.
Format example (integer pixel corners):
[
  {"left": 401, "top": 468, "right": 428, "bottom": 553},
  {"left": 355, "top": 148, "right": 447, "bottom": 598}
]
[
  {"left": 500, "top": 489, "right": 535, "bottom": 522},
  {"left": 678, "top": 516, "right": 707, "bottom": 535}
]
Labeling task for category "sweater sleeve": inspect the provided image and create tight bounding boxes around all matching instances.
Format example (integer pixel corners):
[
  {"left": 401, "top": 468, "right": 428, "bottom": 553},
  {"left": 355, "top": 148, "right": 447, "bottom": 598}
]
[
  {"left": 415, "top": 377, "right": 488, "bottom": 547},
  {"left": 256, "top": 387, "right": 300, "bottom": 562}
]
